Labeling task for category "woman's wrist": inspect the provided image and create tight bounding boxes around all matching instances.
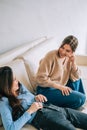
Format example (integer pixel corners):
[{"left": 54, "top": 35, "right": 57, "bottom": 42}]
[
  {"left": 72, "top": 62, "right": 78, "bottom": 71},
  {"left": 27, "top": 109, "right": 33, "bottom": 114}
]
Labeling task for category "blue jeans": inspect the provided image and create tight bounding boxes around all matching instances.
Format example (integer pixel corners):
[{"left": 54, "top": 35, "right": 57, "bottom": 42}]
[
  {"left": 32, "top": 104, "right": 87, "bottom": 130},
  {"left": 36, "top": 79, "right": 86, "bottom": 109}
]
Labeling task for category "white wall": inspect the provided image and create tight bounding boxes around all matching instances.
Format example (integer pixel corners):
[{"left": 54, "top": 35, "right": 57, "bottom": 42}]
[{"left": 0, "top": 0, "right": 87, "bottom": 55}]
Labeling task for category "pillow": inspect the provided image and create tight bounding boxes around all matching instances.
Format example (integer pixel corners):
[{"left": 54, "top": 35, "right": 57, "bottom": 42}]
[
  {"left": 24, "top": 59, "right": 38, "bottom": 91},
  {"left": 16, "top": 37, "right": 58, "bottom": 90}
]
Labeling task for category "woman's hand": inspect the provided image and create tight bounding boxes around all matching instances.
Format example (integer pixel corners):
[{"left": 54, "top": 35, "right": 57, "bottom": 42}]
[
  {"left": 27, "top": 102, "right": 43, "bottom": 114},
  {"left": 67, "top": 53, "right": 78, "bottom": 71},
  {"left": 67, "top": 53, "right": 75, "bottom": 63},
  {"left": 59, "top": 85, "right": 72, "bottom": 96},
  {"left": 35, "top": 94, "right": 47, "bottom": 102}
]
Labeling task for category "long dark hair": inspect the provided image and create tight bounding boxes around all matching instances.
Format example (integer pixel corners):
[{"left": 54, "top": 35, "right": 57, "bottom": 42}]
[
  {"left": 0, "top": 66, "right": 24, "bottom": 121},
  {"left": 60, "top": 35, "right": 78, "bottom": 52}
]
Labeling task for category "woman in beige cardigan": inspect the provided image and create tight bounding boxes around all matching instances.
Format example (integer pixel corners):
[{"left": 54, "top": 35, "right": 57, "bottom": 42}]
[{"left": 36, "top": 35, "right": 86, "bottom": 109}]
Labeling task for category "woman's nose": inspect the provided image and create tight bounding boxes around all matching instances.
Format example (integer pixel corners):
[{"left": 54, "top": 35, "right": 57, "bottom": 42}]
[
  {"left": 62, "top": 50, "right": 66, "bottom": 55},
  {"left": 15, "top": 79, "right": 18, "bottom": 83}
]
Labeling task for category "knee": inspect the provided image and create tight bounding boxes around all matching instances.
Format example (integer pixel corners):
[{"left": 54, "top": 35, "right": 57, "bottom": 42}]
[
  {"left": 56, "top": 123, "right": 75, "bottom": 130},
  {"left": 76, "top": 94, "right": 86, "bottom": 108}
]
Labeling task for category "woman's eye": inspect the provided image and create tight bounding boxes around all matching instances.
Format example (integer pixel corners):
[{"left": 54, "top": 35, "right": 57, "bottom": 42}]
[
  {"left": 61, "top": 47, "right": 64, "bottom": 49},
  {"left": 66, "top": 50, "right": 71, "bottom": 53}
]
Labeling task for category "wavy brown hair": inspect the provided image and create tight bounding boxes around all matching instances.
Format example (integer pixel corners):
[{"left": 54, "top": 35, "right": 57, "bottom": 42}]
[{"left": 0, "top": 66, "right": 24, "bottom": 121}]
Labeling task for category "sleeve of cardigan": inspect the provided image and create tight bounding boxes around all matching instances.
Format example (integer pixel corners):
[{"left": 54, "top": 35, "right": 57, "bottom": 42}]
[
  {"left": 36, "top": 52, "right": 57, "bottom": 87},
  {"left": 70, "top": 66, "right": 81, "bottom": 81}
]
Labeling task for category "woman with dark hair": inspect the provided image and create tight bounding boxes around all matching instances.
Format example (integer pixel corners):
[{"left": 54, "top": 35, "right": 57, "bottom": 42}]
[
  {"left": 36, "top": 35, "right": 86, "bottom": 109},
  {"left": 0, "top": 66, "right": 87, "bottom": 130}
]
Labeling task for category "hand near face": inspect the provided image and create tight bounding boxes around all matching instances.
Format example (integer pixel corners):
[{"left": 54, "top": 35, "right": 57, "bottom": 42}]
[
  {"left": 67, "top": 53, "right": 78, "bottom": 71},
  {"left": 67, "top": 53, "right": 76, "bottom": 64}
]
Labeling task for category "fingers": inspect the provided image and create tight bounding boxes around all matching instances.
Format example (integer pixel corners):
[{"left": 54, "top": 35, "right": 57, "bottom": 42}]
[
  {"left": 34, "top": 102, "right": 43, "bottom": 111},
  {"left": 66, "top": 53, "right": 75, "bottom": 58},
  {"left": 68, "top": 54, "right": 76, "bottom": 63},
  {"left": 62, "top": 87, "right": 72, "bottom": 96},
  {"left": 37, "top": 102, "right": 43, "bottom": 108},
  {"left": 27, "top": 102, "right": 43, "bottom": 114},
  {"left": 42, "top": 95, "right": 48, "bottom": 102},
  {"left": 35, "top": 94, "right": 48, "bottom": 102}
]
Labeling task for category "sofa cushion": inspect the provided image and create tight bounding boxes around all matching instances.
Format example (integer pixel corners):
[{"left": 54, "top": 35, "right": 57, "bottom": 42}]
[
  {"left": 76, "top": 55, "right": 87, "bottom": 66},
  {"left": 0, "top": 126, "right": 4, "bottom": 130},
  {"left": 17, "top": 37, "right": 58, "bottom": 90},
  {"left": 21, "top": 124, "right": 37, "bottom": 130}
]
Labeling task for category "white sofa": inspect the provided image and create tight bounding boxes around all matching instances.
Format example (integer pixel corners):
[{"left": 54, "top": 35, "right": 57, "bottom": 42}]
[{"left": 0, "top": 36, "right": 87, "bottom": 130}]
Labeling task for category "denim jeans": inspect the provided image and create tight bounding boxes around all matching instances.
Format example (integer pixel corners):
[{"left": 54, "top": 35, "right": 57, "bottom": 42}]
[
  {"left": 37, "top": 79, "right": 86, "bottom": 109},
  {"left": 31, "top": 104, "right": 87, "bottom": 130}
]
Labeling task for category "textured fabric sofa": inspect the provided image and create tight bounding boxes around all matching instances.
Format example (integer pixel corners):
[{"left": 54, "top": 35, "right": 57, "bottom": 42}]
[{"left": 0, "top": 36, "right": 87, "bottom": 130}]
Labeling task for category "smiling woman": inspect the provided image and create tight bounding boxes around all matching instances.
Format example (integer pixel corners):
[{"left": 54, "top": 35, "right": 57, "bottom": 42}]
[
  {"left": 58, "top": 44, "right": 73, "bottom": 58},
  {"left": 11, "top": 75, "right": 20, "bottom": 97},
  {"left": 0, "top": 66, "right": 87, "bottom": 130},
  {"left": 36, "top": 35, "right": 86, "bottom": 109}
]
